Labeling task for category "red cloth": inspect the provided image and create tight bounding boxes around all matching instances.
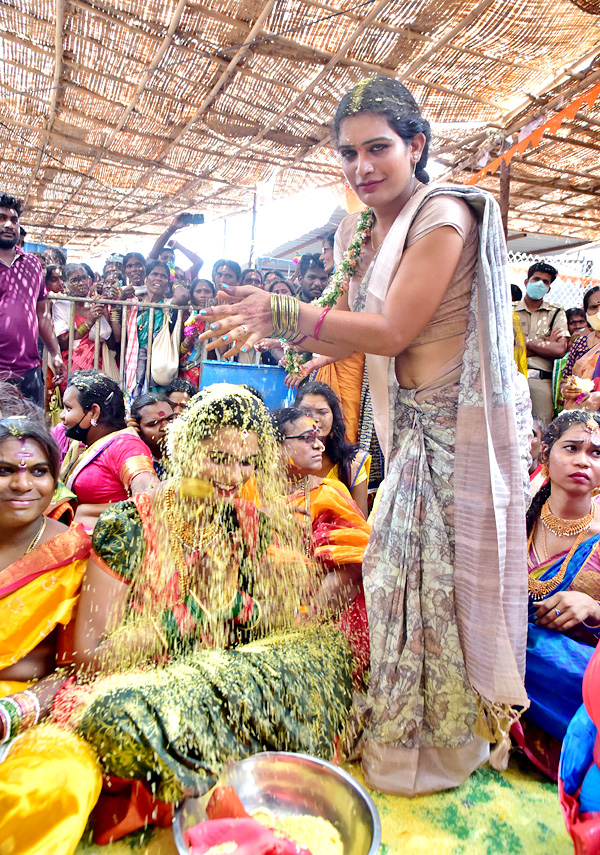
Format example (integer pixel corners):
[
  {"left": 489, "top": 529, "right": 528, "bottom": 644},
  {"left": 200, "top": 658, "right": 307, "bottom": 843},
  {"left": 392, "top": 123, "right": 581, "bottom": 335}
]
[
  {"left": 206, "top": 786, "right": 250, "bottom": 820},
  {"left": 92, "top": 777, "right": 174, "bottom": 844},
  {"left": 560, "top": 780, "right": 600, "bottom": 855},
  {"left": 186, "top": 818, "right": 312, "bottom": 855}
]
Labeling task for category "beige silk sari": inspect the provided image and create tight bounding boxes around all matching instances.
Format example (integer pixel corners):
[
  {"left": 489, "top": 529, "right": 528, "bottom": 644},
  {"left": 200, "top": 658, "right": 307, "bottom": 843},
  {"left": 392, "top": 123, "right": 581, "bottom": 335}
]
[{"left": 348, "top": 183, "right": 529, "bottom": 795}]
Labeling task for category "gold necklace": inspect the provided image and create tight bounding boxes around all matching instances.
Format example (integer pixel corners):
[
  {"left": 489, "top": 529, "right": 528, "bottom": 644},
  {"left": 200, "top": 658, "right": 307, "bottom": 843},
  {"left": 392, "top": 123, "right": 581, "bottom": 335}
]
[
  {"left": 541, "top": 500, "right": 595, "bottom": 537},
  {"left": 302, "top": 476, "right": 312, "bottom": 556},
  {"left": 163, "top": 486, "right": 225, "bottom": 603},
  {"left": 528, "top": 522, "right": 588, "bottom": 600},
  {"left": 164, "top": 486, "right": 220, "bottom": 550},
  {"left": 370, "top": 231, "right": 382, "bottom": 253},
  {"left": 25, "top": 518, "right": 46, "bottom": 554}
]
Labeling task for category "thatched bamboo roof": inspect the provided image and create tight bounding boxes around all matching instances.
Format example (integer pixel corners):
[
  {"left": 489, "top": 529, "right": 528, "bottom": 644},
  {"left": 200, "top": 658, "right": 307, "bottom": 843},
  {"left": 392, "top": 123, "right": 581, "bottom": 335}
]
[{"left": 1, "top": 0, "right": 600, "bottom": 254}]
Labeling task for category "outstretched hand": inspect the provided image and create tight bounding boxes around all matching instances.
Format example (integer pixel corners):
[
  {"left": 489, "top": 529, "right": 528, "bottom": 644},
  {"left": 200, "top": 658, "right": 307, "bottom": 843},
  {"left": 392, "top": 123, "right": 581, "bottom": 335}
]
[{"left": 197, "top": 284, "right": 273, "bottom": 358}]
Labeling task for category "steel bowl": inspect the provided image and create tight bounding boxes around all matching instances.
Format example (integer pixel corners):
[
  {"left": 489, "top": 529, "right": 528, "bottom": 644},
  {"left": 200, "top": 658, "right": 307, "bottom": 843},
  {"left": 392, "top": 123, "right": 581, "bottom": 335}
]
[{"left": 173, "top": 751, "right": 381, "bottom": 855}]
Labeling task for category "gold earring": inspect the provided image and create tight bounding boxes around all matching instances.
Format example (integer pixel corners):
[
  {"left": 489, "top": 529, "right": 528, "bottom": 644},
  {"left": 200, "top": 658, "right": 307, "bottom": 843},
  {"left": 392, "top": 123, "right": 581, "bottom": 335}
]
[{"left": 541, "top": 463, "right": 549, "bottom": 478}]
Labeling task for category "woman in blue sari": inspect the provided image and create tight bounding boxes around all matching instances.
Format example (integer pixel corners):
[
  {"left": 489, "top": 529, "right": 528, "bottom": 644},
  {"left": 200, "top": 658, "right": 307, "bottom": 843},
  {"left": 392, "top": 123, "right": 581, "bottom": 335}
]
[{"left": 517, "top": 409, "right": 600, "bottom": 778}]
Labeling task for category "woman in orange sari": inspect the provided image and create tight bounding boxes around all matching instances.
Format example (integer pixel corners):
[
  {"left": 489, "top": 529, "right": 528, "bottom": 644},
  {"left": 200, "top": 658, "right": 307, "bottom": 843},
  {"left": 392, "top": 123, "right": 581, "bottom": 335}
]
[
  {"left": 0, "top": 416, "right": 100, "bottom": 855},
  {"left": 273, "top": 406, "right": 371, "bottom": 680}
]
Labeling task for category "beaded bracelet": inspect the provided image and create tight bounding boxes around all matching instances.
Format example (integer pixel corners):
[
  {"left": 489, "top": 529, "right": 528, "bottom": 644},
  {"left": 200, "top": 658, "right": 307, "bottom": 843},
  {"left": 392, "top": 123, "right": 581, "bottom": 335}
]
[{"left": 313, "top": 306, "right": 332, "bottom": 341}]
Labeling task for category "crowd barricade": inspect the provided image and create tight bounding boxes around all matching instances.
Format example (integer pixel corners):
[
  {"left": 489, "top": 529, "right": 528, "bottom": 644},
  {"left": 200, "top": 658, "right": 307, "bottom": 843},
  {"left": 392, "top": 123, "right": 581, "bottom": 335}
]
[{"left": 43, "top": 294, "right": 201, "bottom": 395}]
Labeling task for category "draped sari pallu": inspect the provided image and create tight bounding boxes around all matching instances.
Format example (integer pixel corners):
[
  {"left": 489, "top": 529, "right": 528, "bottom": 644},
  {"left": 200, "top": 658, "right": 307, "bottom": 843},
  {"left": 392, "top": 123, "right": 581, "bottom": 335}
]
[
  {"left": 0, "top": 524, "right": 91, "bottom": 671},
  {"left": 525, "top": 535, "right": 600, "bottom": 745},
  {"left": 287, "top": 478, "right": 371, "bottom": 680},
  {"left": 0, "top": 524, "right": 102, "bottom": 855}
]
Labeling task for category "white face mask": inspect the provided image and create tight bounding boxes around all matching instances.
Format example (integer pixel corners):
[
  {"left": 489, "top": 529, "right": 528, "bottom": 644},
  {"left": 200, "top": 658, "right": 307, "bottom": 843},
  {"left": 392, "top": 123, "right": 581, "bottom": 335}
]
[{"left": 587, "top": 312, "right": 600, "bottom": 331}]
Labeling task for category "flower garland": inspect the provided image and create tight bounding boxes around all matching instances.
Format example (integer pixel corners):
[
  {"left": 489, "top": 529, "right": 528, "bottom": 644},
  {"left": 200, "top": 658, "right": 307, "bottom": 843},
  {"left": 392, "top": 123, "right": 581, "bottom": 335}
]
[{"left": 284, "top": 207, "right": 375, "bottom": 375}]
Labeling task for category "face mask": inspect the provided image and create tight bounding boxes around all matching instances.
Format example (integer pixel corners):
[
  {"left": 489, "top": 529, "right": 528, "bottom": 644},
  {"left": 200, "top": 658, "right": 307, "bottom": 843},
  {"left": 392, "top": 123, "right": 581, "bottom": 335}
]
[
  {"left": 526, "top": 281, "right": 548, "bottom": 301},
  {"left": 587, "top": 313, "right": 600, "bottom": 332},
  {"left": 64, "top": 413, "right": 91, "bottom": 444}
]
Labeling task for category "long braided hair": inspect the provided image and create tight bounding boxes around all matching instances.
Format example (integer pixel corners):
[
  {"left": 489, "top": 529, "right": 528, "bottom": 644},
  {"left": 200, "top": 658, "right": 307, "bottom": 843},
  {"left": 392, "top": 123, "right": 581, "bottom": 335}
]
[{"left": 526, "top": 409, "right": 598, "bottom": 535}]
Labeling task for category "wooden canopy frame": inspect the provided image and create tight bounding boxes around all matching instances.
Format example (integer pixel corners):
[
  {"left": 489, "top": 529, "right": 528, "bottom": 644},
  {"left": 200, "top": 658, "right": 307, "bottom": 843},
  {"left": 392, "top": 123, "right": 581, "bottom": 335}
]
[{"left": 1, "top": 0, "right": 600, "bottom": 253}]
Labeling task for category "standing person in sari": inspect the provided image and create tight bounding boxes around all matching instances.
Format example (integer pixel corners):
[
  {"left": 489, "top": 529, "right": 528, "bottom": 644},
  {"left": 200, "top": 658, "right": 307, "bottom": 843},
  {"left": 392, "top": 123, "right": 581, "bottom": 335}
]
[
  {"left": 175, "top": 279, "right": 216, "bottom": 387},
  {"left": 0, "top": 416, "right": 100, "bottom": 855},
  {"left": 52, "top": 263, "right": 119, "bottom": 384},
  {"left": 561, "top": 288, "right": 600, "bottom": 412},
  {"left": 515, "top": 410, "right": 600, "bottom": 780},
  {"left": 551, "top": 307, "right": 590, "bottom": 415},
  {"left": 60, "top": 370, "right": 158, "bottom": 530},
  {"left": 121, "top": 260, "right": 180, "bottom": 398},
  {"left": 197, "top": 75, "right": 529, "bottom": 795}
]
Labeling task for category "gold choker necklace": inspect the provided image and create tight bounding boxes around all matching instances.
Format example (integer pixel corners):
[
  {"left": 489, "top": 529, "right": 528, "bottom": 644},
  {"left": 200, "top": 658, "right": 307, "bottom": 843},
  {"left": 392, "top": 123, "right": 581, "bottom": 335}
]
[{"left": 540, "top": 500, "right": 595, "bottom": 537}]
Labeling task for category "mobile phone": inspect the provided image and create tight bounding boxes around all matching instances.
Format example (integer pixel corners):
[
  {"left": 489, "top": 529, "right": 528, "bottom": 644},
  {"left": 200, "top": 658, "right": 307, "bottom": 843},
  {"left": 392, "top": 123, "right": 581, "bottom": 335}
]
[{"left": 180, "top": 213, "right": 204, "bottom": 226}]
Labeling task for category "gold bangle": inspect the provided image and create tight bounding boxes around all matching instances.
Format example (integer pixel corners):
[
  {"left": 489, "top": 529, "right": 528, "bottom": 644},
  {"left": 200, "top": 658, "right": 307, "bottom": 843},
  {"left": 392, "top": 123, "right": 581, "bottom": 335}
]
[
  {"left": 271, "top": 294, "right": 299, "bottom": 341},
  {"left": 76, "top": 322, "right": 89, "bottom": 335}
]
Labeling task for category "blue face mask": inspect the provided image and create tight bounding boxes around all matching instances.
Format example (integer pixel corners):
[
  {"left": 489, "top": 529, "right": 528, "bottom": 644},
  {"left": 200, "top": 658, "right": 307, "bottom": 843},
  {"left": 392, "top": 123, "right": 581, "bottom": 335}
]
[{"left": 526, "top": 280, "right": 548, "bottom": 301}]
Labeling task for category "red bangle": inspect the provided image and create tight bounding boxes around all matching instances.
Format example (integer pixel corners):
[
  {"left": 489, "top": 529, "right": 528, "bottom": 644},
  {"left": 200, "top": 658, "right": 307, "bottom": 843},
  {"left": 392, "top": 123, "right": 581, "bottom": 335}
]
[{"left": 313, "top": 307, "right": 331, "bottom": 341}]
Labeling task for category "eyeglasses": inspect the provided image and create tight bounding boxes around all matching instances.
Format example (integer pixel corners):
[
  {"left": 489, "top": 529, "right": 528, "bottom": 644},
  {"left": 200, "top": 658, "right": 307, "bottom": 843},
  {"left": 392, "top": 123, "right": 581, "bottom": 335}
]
[
  {"left": 245, "top": 277, "right": 262, "bottom": 285},
  {"left": 284, "top": 430, "right": 320, "bottom": 445},
  {"left": 67, "top": 275, "right": 89, "bottom": 285}
]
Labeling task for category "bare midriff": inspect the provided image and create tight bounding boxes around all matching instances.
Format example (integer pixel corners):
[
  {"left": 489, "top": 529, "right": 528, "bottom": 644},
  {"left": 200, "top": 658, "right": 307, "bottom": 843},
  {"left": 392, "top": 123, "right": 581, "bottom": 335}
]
[
  {"left": 0, "top": 630, "right": 57, "bottom": 682},
  {"left": 74, "top": 502, "right": 113, "bottom": 530},
  {"left": 395, "top": 332, "right": 465, "bottom": 389}
]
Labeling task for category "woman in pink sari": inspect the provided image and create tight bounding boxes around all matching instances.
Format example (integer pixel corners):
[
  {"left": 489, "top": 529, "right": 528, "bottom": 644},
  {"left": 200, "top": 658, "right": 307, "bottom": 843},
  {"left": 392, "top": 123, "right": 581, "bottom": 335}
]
[
  {"left": 561, "top": 287, "right": 600, "bottom": 411},
  {"left": 60, "top": 370, "right": 158, "bottom": 530}
]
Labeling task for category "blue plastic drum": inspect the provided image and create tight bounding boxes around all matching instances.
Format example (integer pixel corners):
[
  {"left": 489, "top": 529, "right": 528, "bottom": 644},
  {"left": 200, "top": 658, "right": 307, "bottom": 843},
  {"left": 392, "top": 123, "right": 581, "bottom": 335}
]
[{"left": 198, "top": 360, "right": 294, "bottom": 411}]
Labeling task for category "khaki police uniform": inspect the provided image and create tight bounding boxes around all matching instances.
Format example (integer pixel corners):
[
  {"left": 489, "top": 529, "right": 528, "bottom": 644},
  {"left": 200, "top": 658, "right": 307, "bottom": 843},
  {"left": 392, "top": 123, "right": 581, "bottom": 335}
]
[{"left": 514, "top": 298, "right": 568, "bottom": 423}]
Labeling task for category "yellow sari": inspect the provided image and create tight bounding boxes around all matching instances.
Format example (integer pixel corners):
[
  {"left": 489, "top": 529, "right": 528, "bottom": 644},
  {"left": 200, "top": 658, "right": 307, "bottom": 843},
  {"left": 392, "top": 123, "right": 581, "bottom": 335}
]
[{"left": 0, "top": 525, "right": 102, "bottom": 855}]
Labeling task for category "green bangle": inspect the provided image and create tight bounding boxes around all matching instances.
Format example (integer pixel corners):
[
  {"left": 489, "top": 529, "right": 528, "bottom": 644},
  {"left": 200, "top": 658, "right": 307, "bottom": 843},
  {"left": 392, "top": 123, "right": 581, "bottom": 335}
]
[{"left": 0, "top": 697, "right": 22, "bottom": 740}]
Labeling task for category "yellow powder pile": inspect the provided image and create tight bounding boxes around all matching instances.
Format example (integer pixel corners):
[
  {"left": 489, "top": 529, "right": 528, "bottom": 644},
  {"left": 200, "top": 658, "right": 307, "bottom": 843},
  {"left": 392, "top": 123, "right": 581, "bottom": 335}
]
[{"left": 253, "top": 810, "right": 344, "bottom": 855}]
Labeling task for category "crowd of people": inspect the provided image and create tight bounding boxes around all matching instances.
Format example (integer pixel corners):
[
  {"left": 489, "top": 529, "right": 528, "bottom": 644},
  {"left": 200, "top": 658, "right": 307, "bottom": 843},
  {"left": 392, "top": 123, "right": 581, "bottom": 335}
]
[{"left": 0, "top": 73, "right": 599, "bottom": 854}]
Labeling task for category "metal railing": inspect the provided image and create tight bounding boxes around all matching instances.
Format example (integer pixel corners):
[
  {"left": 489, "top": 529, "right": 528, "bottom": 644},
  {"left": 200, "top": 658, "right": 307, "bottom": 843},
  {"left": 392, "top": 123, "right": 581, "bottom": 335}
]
[
  {"left": 44, "top": 294, "right": 197, "bottom": 393},
  {"left": 43, "top": 293, "right": 261, "bottom": 397}
]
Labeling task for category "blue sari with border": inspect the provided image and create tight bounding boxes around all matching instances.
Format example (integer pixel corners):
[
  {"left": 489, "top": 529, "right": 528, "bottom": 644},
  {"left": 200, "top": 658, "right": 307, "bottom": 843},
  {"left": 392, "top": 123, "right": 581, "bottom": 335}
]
[{"left": 527, "top": 533, "right": 600, "bottom": 740}]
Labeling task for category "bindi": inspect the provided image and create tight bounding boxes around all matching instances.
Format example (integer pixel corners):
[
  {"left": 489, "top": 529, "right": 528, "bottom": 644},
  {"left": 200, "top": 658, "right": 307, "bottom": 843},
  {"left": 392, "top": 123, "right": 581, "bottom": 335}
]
[{"left": 16, "top": 439, "right": 33, "bottom": 468}]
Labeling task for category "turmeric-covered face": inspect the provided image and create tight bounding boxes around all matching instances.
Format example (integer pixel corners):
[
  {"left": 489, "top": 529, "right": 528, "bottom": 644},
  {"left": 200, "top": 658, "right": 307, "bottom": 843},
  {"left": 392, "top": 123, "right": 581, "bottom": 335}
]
[{"left": 193, "top": 427, "right": 260, "bottom": 498}]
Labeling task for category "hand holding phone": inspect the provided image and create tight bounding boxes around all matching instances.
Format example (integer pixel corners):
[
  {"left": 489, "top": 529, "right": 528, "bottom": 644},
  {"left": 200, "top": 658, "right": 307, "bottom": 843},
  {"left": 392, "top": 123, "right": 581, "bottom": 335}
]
[{"left": 179, "top": 212, "right": 204, "bottom": 226}]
